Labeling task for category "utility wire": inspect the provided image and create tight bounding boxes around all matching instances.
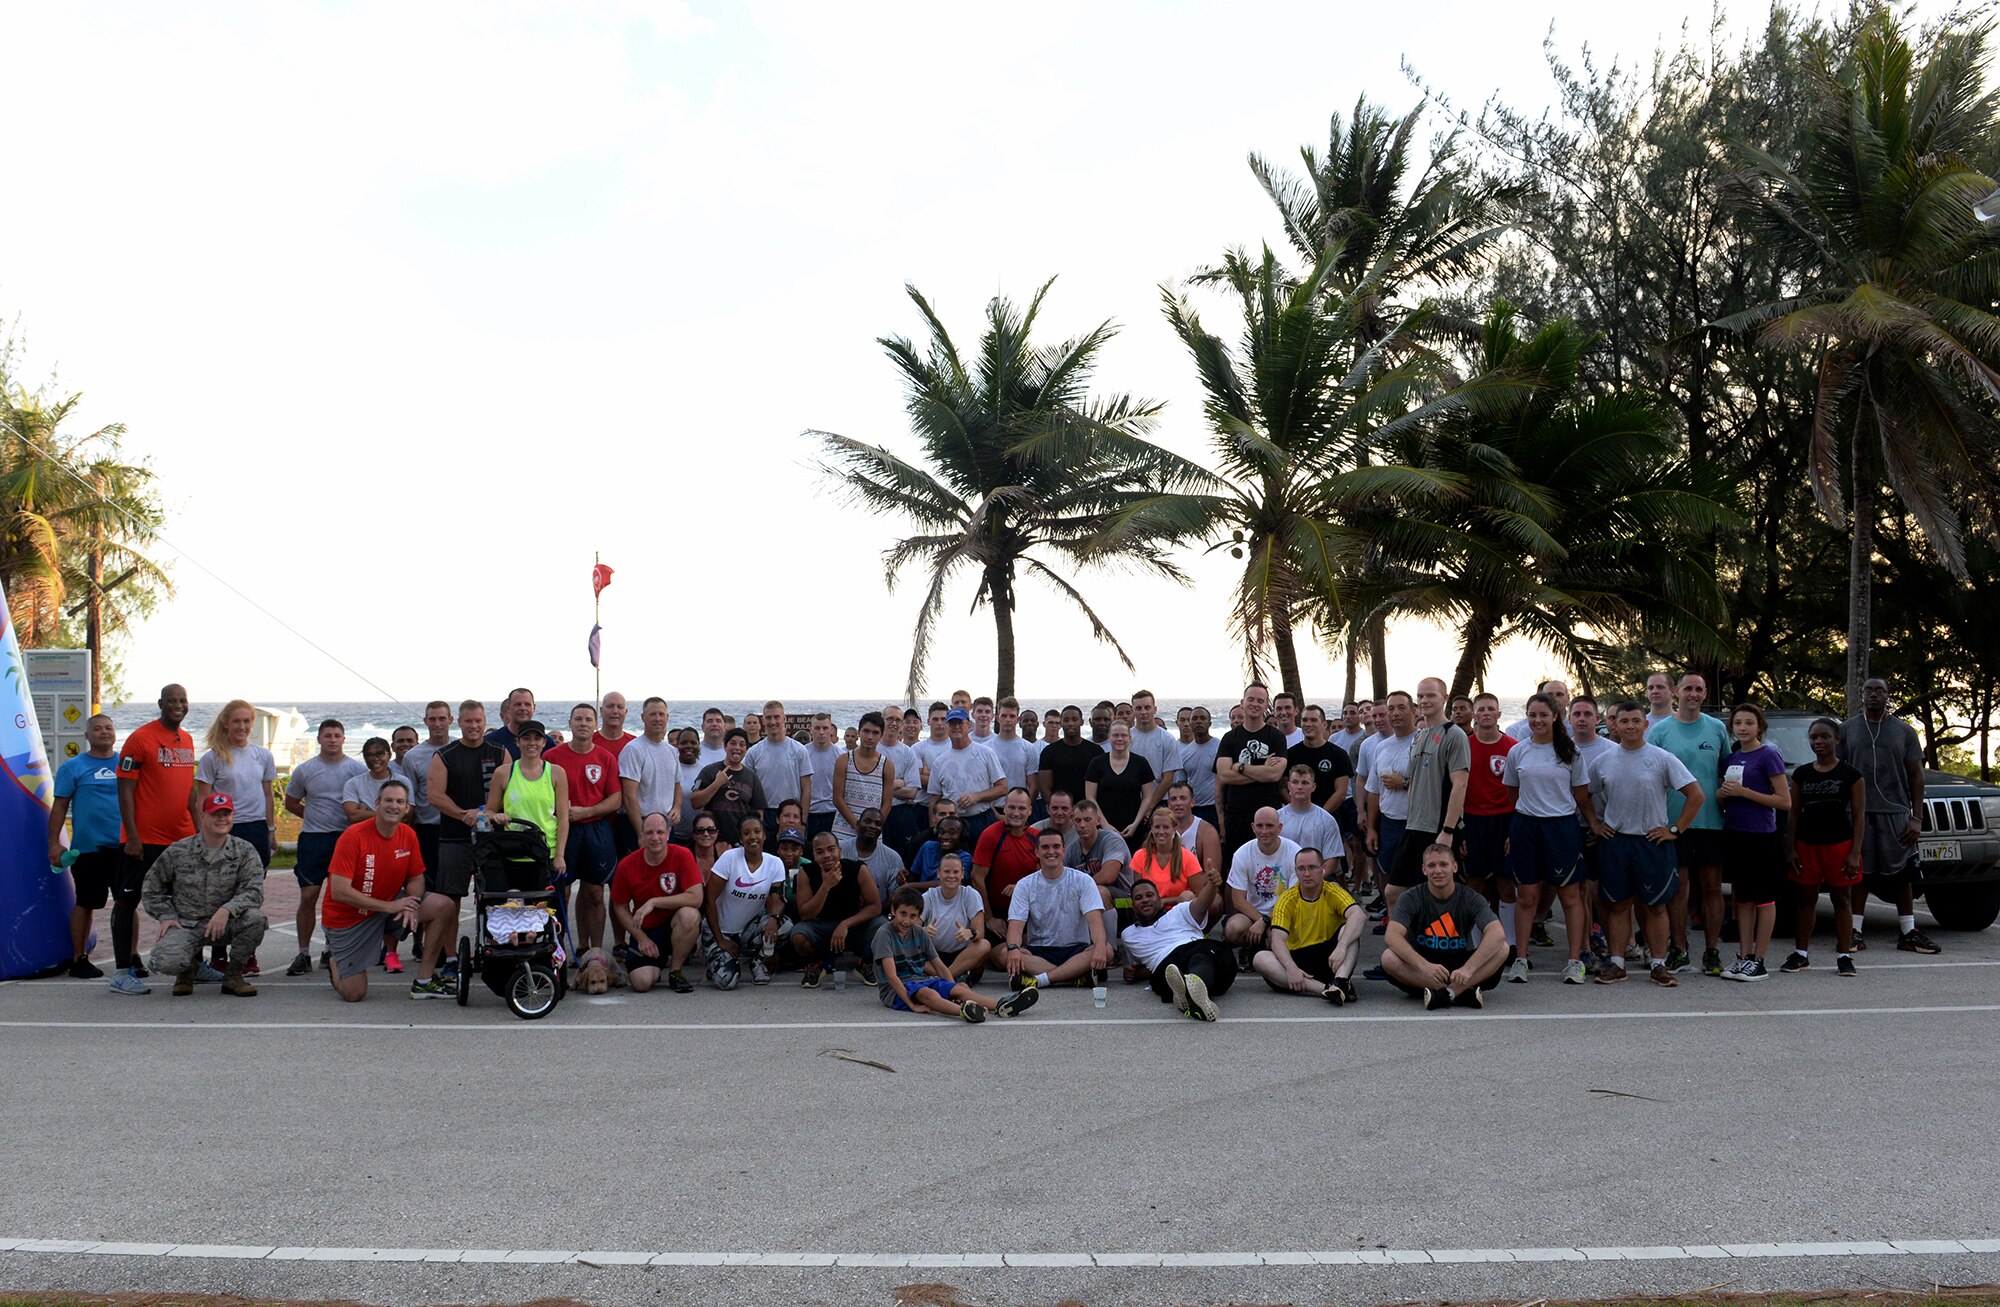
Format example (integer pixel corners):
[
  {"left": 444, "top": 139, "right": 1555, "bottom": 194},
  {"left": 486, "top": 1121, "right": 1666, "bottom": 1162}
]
[{"left": 1, "top": 413, "right": 418, "bottom": 714}]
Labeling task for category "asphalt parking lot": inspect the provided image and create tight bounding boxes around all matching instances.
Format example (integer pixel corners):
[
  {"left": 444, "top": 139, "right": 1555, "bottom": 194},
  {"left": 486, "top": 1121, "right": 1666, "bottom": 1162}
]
[{"left": 2, "top": 895, "right": 1996, "bottom": 1307}]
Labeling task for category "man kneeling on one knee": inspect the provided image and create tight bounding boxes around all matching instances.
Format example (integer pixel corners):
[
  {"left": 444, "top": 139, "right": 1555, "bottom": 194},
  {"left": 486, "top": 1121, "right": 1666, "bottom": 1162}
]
[
  {"left": 323, "top": 779, "right": 426, "bottom": 1002},
  {"left": 142, "top": 793, "right": 266, "bottom": 997},
  {"left": 1381, "top": 842, "right": 1508, "bottom": 1009}
]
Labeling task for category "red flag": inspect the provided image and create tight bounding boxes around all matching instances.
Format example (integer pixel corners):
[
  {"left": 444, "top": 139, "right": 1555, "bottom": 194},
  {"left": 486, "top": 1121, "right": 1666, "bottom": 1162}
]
[{"left": 592, "top": 562, "right": 615, "bottom": 597}]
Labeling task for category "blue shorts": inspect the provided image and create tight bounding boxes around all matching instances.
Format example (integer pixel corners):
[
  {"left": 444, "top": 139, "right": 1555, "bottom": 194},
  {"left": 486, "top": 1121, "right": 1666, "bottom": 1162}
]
[
  {"left": 884, "top": 976, "right": 958, "bottom": 1011},
  {"left": 1030, "top": 941, "right": 1089, "bottom": 965},
  {"left": 1376, "top": 816, "right": 1408, "bottom": 884},
  {"left": 295, "top": 831, "right": 341, "bottom": 887},
  {"left": 1598, "top": 834, "right": 1679, "bottom": 907},
  {"left": 563, "top": 820, "right": 618, "bottom": 886},
  {"left": 1461, "top": 812, "right": 1512, "bottom": 882},
  {"left": 1506, "top": 813, "right": 1585, "bottom": 888}
]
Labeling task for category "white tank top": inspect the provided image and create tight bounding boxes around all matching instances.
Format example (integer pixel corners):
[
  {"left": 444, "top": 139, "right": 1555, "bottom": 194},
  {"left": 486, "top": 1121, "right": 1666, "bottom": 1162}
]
[
  {"left": 1177, "top": 816, "right": 1208, "bottom": 853},
  {"left": 833, "top": 751, "right": 887, "bottom": 840}
]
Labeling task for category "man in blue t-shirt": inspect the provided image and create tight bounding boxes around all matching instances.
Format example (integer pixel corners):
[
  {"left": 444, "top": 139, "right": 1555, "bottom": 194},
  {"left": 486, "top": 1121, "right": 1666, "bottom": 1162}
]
[
  {"left": 1645, "top": 673, "right": 1732, "bottom": 977},
  {"left": 47, "top": 714, "right": 125, "bottom": 979}
]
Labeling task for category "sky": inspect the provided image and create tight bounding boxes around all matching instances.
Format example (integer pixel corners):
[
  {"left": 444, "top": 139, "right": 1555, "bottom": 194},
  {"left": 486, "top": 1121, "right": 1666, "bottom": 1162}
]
[{"left": 2, "top": 0, "right": 1767, "bottom": 707}]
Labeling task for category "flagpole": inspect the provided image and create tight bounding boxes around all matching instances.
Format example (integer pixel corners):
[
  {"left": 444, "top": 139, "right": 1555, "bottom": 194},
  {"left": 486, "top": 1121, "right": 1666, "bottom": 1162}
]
[{"left": 594, "top": 550, "right": 602, "bottom": 703}]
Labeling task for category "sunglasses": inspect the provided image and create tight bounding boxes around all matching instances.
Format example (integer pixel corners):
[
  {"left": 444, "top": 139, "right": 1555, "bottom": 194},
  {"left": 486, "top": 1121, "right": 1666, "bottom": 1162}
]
[{"left": 694, "top": 827, "right": 718, "bottom": 836}]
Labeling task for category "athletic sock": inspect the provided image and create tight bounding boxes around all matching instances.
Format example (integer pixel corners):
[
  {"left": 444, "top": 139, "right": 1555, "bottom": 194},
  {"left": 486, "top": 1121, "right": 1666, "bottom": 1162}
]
[
  {"left": 1646, "top": 954, "right": 1660, "bottom": 969},
  {"left": 1036, "top": 971, "right": 1051, "bottom": 987},
  {"left": 1499, "top": 909, "right": 1518, "bottom": 948},
  {"left": 1898, "top": 914, "right": 1916, "bottom": 934},
  {"left": 1853, "top": 914, "right": 1867, "bottom": 933},
  {"left": 1796, "top": 948, "right": 1808, "bottom": 959},
  {"left": 1837, "top": 951, "right": 1851, "bottom": 960}
]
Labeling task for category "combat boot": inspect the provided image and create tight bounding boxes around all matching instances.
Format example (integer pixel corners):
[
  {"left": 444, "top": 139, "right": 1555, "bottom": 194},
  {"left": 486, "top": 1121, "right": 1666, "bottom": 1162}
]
[
  {"left": 221, "top": 968, "right": 257, "bottom": 998},
  {"left": 172, "top": 969, "right": 197, "bottom": 996}
]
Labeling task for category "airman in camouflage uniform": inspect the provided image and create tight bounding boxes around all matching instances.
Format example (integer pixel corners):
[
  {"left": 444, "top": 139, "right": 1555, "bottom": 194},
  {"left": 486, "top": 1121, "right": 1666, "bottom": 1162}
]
[{"left": 142, "top": 794, "right": 266, "bottom": 996}]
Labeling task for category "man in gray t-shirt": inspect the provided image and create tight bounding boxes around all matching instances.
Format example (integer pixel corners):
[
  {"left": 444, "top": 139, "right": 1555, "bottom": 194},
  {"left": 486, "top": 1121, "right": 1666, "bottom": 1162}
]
[
  {"left": 1837, "top": 677, "right": 1936, "bottom": 951},
  {"left": 1003, "top": 830, "right": 1110, "bottom": 987},
  {"left": 1127, "top": 692, "right": 1181, "bottom": 790},
  {"left": 838, "top": 808, "right": 907, "bottom": 906}
]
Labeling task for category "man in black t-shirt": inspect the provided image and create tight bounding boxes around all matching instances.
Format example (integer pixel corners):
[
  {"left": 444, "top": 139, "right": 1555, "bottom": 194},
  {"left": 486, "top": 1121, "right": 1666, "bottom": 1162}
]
[
  {"left": 1285, "top": 704, "right": 1354, "bottom": 812},
  {"left": 1036, "top": 705, "right": 1103, "bottom": 810},
  {"left": 1382, "top": 842, "right": 1508, "bottom": 1008},
  {"left": 414, "top": 699, "right": 508, "bottom": 997},
  {"left": 1214, "top": 683, "right": 1288, "bottom": 861},
  {"left": 791, "top": 832, "right": 884, "bottom": 987}
]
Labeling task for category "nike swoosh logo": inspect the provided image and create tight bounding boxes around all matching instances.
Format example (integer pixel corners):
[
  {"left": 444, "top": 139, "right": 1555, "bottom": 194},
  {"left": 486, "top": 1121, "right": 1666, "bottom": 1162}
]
[{"left": 733, "top": 877, "right": 758, "bottom": 889}]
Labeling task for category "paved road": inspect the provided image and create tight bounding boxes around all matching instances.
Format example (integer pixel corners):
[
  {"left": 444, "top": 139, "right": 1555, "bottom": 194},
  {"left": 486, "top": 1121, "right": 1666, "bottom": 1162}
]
[{"left": 2, "top": 898, "right": 1996, "bottom": 1306}]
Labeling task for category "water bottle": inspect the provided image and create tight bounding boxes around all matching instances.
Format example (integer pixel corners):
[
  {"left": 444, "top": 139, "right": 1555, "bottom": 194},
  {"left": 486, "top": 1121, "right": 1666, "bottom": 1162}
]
[
  {"left": 51, "top": 848, "right": 79, "bottom": 875},
  {"left": 475, "top": 807, "right": 492, "bottom": 834}
]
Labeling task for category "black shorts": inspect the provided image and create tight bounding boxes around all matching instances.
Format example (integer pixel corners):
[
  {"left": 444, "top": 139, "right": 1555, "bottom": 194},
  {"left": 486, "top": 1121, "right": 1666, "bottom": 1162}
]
[
  {"left": 1387, "top": 942, "right": 1497, "bottom": 995},
  {"left": 1674, "top": 827, "right": 1724, "bottom": 870},
  {"left": 295, "top": 831, "right": 340, "bottom": 887},
  {"left": 431, "top": 840, "right": 476, "bottom": 899},
  {"left": 415, "top": 822, "right": 441, "bottom": 881},
  {"left": 1461, "top": 812, "right": 1512, "bottom": 883},
  {"left": 1031, "top": 941, "right": 1089, "bottom": 965},
  {"left": 1265, "top": 937, "right": 1337, "bottom": 988},
  {"left": 116, "top": 844, "right": 169, "bottom": 901},
  {"left": 1724, "top": 829, "right": 1786, "bottom": 906},
  {"left": 70, "top": 848, "right": 120, "bottom": 909},
  {"left": 623, "top": 924, "right": 678, "bottom": 973},
  {"left": 1389, "top": 828, "right": 1443, "bottom": 888}
]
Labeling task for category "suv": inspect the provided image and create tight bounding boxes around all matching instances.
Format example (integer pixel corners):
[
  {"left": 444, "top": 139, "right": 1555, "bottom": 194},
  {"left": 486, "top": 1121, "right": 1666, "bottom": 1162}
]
[{"left": 1763, "top": 711, "right": 2000, "bottom": 931}]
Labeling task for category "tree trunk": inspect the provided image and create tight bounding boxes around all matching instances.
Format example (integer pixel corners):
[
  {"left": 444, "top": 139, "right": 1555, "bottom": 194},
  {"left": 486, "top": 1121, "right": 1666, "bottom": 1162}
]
[
  {"left": 86, "top": 522, "right": 103, "bottom": 713},
  {"left": 1451, "top": 615, "right": 1496, "bottom": 701},
  {"left": 1367, "top": 617, "right": 1388, "bottom": 701},
  {"left": 1846, "top": 428, "right": 1874, "bottom": 717},
  {"left": 1271, "top": 596, "right": 1303, "bottom": 703},
  {"left": 990, "top": 564, "right": 1016, "bottom": 700},
  {"left": 1343, "top": 640, "right": 1358, "bottom": 704}
]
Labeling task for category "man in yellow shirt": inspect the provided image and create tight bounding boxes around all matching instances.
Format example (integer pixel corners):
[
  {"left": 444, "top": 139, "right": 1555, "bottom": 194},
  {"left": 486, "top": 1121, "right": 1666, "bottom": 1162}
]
[{"left": 1252, "top": 846, "right": 1365, "bottom": 1004}]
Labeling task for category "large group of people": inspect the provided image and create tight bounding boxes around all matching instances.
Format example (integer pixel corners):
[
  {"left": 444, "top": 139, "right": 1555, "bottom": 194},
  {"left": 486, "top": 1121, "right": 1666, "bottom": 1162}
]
[{"left": 45, "top": 669, "right": 1943, "bottom": 1017}]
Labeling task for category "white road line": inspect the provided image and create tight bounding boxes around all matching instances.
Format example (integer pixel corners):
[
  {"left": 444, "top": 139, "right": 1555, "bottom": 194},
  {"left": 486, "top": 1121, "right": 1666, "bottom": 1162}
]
[
  {"left": 0, "top": 1002, "right": 1996, "bottom": 1034},
  {"left": 2, "top": 1236, "right": 1996, "bottom": 1268}
]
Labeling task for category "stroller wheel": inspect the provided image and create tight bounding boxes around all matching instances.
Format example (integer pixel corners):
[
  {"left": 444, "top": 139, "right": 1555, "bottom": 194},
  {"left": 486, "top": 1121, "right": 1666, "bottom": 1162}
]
[
  {"left": 455, "top": 937, "right": 472, "bottom": 1007},
  {"left": 507, "top": 963, "right": 560, "bottom": 1020}
]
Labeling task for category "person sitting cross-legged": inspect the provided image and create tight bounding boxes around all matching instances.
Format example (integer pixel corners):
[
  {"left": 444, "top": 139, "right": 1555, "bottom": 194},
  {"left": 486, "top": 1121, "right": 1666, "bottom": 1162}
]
[
  {"left": 873, "top": 886, "right": 1038, "bottom": 1023},
  {"left": 1381, "top": 841, "right": 1509, "bottom": 1009},
  {"left": 1120, "top": 868, "right": 1235, "bottom": 1021},
  {"left": 1003, "top": 828, "right": 1111, "bottom": 990},
  {"left": 1252, "top": 845, "right": 1365, "bottom": 1005}
]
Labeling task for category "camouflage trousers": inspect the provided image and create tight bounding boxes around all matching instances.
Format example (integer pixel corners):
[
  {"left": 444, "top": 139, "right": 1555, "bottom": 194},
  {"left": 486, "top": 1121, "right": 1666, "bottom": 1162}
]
[{"left": 149, "top": 910, "right": 268, "bottom": 975}]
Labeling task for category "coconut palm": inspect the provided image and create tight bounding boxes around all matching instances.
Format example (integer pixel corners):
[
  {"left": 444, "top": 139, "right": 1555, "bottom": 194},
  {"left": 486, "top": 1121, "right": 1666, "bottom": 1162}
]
[
  {"left": 811, "top": 279, "right": 1207, "bottom": 702},
  {"left": 1717, "top": 9, "right": 2000, "bottom": 711},
  {"left": 1329, "top": 303, "right": 1739, "bottom": 696}
]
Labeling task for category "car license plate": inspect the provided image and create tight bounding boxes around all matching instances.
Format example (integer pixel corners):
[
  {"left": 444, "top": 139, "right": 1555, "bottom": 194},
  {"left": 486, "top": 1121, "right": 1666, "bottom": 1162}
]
[{"left": 1921, "top": 841, "right": 1961, "bottom": 862}]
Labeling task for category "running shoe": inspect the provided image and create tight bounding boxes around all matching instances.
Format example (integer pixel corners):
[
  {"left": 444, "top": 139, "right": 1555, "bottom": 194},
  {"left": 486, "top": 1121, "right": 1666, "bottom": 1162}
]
[
  {"left": 1163, "top": 963, "right": 1189, "bottom": 1014},
  {"left": 1322, "top": 983, "right": 1345, "bottom": 1007},
  {"left": 1530, "top": 923, "right": 1555, "bottom": 948},
  {"left": 319, "top": 950, "right": 331, "bottom": 971},
  {"left": 1594, "top": 962, "right": 1628, "bottom": 985},
  {"left": 285, "top": 950, "right": 313, "bottom": 977},
  {"left": 1851, "top": 929, "right": 1867, "bottom": 952},
  {"left": 855, "top": 957, "right": 878, "bottom": 985},
  {"left": 1453, "top": 985, "right": 1484, "bottom": 1009},
  {"left": 108, "top": 968, "right": 150, "bottom": 995},
  {"left": 1723, "top": 957, "right": 1750, "bottom": 980},
  {"left": 1184, "top": 973, "right": 1219, "bottom": 1022},
  {"left": 1701, "top": 948, "right": 1723, "bottom": 977},
  {"left": 996, "top": 987, "right": 1037, "bottom": 1017},
  {"left": 958, "top": 1000, "right": 987, "bottom": 1023},
  {"left": 1561, "top": 958, "right": 1586, "bottom": 985},
  {"left": 68, "top": 956, "right": 104, "bottom": 979},
  {"left": 1898, "top": 929, "right": 1941, "bottom": 955},
  {"left": 750, "top": 957, "right": 772, "bottom": 986},
  {"left": 1779, "top": 951, "right": 1811, "bottom": 973},
  {"left": 800, "top": 963, "right": 823, "bottom": 989},
  {"left": 1336, "top": 977, "right": 1358, "bottom": 1004},
  {"left": 1423, "top": 987, "right": 1453, "bottom": 1011},
  {"left": 408, "top": 976, "right": 454, "bottom": 1000},
  {"left": 1590, "top": 928, "right": 1610, "bottom": 956},
  {"left": 243, "top": 956, "right": 261, "bottom": 977},
  {"left": 1009, "top": 973, "right": 1040, "bottom": 993},
  {"left": 1666, "top": 947, "right": 1692, "bottom": 974},
  {"left": 193, "top": 963, "right": 224, "bottom": 984},
  {"left": 437, "top": 958, "right": 460, "bottom": 983},
  {"left": 1649, "top": 963, "right": 1678, "bottom": 988},
  {"left": 383, "top": 951, "right": 404, "bottom": 975},
  {"left": 1741, "top": 958, "right": 1770, "bottom": 981},
  {"left": 1362, "top": 965, "right": 1387, "bottom": 980},
  {"left": 1622, "top": 940, "right": 1646, "bottom": 964},
  {"left": 1504, "top": 957, "right": 1530, "bottom": 984},
  {"left": 1836, "top": 955, "right": 1857, "bottom": 978},
  {"left": 667, "top": 969, "right": 695, "bottom": 994},
  {"left": 130, "top": 964, "right": 149, "bottom": 978}
]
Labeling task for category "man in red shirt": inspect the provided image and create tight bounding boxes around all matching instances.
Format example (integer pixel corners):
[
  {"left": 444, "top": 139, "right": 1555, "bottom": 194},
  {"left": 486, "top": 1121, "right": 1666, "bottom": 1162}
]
[
  {"left": 114, "top": 684, "right": 197, "bottom": 985},
  {"left": 611, "top": 812, "right": 704, "bottom": 993},
  {"left": 551, "top": 702, "right": 624, "bottom": 958},
  {"left": 323, "top": 779, "right": 426, "bottom": 1002},
  {"left": 1462, "top": 692, "right": 1518, "bottom": 941},
  {"left": 971, "top": 788, "right": 1040, "bottom": 944}
]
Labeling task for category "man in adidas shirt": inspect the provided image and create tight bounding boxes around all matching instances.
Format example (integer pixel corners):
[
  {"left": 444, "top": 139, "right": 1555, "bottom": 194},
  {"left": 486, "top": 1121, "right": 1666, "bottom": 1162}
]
[{"left": 1382, "top": 842, "right": 1508, "bottom": 1008}]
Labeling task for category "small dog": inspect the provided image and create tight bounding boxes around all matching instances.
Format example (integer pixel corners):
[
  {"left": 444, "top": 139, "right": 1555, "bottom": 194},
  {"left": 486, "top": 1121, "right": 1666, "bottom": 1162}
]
[{"left": 576, "top": 948, "right": 612, "bottom": 995}]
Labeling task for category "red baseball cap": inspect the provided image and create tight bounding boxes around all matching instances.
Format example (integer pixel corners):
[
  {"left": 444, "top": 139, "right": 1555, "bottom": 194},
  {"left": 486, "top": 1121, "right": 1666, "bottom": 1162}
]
[{"left": 202, "top": 793, "right": 235, "bottom": 815}]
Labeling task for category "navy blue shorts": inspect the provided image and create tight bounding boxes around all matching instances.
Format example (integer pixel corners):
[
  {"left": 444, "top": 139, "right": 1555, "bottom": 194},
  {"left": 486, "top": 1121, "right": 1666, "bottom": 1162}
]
[
  {"left": 564, "top": 820, "right": 618, "bottom": 886},
  {"left": 1461, "top": 812, "right": 1512, "bottom": 883},
  {"left": 1506, "top": 813, "right": 1584, "bottom": 888},
  {"left": 1031, "top": 941, "right": 1089, "bottom": 965},
  {"left": 295, "top": 831, "right": 341, "bottom": 887},
  {"left": 1598, "top": 834, "right": 1679, "bottom": 907}
]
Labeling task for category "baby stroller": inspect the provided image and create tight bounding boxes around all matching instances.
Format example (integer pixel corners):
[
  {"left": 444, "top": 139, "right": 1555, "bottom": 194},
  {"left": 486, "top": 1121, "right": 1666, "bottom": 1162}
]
[{"left": 455, "top": 817, "right": 568, "bottom": 1020}]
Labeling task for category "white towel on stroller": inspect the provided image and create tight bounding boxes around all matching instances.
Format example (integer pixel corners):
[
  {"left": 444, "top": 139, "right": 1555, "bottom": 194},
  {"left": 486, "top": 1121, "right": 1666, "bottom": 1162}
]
[{"left": 487, "top": 903, "right": 553, "bottom": 941}]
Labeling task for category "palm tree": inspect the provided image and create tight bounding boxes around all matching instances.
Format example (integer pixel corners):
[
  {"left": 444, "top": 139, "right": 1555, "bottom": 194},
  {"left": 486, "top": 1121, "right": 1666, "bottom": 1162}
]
[
  {"left": 0, "top": 383, "right": 171, "bottom": 658},
  {"left": 811, "top": 279, "right": 1205, "bottom": 703},
  {"left": 1329, "top": 303, "right": 1739, "bottom": 697},
  {"left": 1106, "top": 246, "right": 1474, "bottom": 700},
  {"left": 1718, "top": 9, "right": 2000, "bottom": 712}
]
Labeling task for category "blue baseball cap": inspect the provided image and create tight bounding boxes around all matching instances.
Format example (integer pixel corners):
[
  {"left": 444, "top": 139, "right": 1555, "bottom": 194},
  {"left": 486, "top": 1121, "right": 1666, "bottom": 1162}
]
[{"left": 945, "top": 708, "right": 970, "bottom": 722}]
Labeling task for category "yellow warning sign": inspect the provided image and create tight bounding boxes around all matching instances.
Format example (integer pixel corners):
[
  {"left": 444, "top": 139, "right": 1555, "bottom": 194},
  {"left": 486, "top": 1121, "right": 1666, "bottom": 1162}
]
[
  {"left": 62, "top": 704, "right": 82, "bottom": 724},
  {"left": 64, "top": 741, "right": 81, "bottom": 757}
]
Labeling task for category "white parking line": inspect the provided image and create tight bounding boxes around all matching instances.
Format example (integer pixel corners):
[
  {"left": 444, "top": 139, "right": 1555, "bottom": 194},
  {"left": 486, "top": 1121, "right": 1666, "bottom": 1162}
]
[
  {"left": 0, "top": 1002, "right": 1995, "bottom": 1033},
  {"left": 2, "top": 1235, "right": 1995, "bottom": 1268}
]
